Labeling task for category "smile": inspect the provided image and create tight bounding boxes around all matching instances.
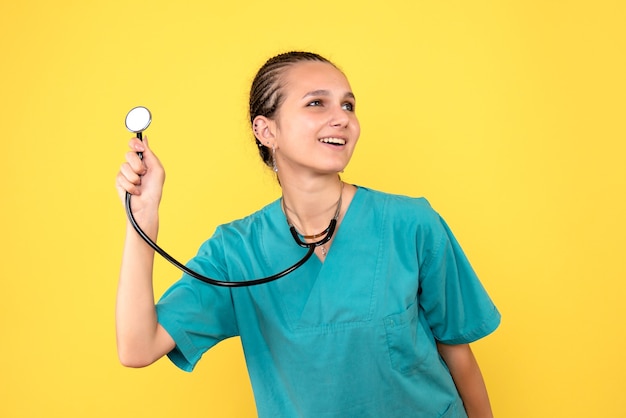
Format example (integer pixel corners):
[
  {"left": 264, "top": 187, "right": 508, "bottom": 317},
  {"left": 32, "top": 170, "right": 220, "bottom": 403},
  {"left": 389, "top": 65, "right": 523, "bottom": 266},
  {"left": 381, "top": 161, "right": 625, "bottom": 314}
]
[{"left": 319, "top": 137, "right": 346, "bottom": 146}]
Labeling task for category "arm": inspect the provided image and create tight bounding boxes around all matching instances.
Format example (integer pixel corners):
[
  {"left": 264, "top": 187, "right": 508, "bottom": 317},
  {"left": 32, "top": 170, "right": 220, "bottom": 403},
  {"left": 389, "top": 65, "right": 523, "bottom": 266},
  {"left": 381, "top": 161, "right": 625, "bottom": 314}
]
[
  {"left": 436, "top": 342, "right": 494, "bottom": 418},
  {"left": 115, "top": 136, "right": 175, "bottom": 367}
]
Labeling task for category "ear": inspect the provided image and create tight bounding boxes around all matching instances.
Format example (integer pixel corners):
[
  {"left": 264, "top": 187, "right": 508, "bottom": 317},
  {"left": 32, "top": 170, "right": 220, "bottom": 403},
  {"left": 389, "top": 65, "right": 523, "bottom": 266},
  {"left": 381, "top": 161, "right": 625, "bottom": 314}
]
[{"left": 252, "top": 116, "right": 276, "bottom": 148}]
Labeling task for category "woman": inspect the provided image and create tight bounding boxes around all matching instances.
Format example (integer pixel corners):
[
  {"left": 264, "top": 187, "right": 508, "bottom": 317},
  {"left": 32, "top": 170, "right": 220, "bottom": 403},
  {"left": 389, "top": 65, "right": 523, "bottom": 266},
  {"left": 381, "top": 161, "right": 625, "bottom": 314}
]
[{"left": 116, "top": 51, "right": 501, "bottom": 417}]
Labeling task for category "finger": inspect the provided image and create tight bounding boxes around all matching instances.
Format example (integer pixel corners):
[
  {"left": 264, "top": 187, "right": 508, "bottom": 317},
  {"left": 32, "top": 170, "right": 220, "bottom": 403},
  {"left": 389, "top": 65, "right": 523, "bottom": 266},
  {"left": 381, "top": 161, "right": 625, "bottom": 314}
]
[
  {"left": 128, "top": 135, "right": 153, "bottom": 152},
  {"left": 125, "top": 151, "right": 147, "bottom": 175},
  {"left": 128, "top": 137, "right": 146, "bottom": 154},
  {"left": 116, "top": 171, "right": 141, "bottom": 196},
  {"left": 120, "top": 162, "right": 143, "bottom": 186},
  {"left": 129, "top": 135, "right": 161, "bottom": 168}
]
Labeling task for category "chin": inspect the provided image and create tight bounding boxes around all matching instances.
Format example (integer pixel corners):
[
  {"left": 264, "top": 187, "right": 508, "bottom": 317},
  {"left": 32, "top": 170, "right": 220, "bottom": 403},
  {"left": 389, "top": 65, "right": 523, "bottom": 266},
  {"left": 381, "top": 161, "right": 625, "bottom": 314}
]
[
  {"left": 325, "top": 160, "right": 351, "bottom": 174},
  {"left": 328, "top": 167, "right": 348, "bottom": 176}
]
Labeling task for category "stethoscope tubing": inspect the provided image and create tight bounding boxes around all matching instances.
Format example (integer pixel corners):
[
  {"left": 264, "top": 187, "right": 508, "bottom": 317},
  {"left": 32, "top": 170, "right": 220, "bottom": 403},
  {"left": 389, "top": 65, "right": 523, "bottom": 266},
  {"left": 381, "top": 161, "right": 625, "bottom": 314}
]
[
  {"left": 124, "top": 191, "right": 324, "bottom": 287},
  {"left": 125, "top": 126, "right": 334, "bottom": 287}
]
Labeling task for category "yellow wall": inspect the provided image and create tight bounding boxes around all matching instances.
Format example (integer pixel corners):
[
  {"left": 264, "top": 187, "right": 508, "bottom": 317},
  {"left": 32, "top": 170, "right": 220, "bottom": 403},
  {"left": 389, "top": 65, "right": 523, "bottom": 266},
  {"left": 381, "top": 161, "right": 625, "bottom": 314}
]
[{"left": 1, "top": 1, "right": 624, "bottom": 416}]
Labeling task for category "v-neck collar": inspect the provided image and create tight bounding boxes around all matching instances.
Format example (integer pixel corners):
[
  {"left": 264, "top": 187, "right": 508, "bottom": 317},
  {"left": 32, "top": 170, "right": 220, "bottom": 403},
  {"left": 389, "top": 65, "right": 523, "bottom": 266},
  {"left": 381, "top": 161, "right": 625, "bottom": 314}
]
[
  {"left": 258, "top": 186, "right": 382, "bottom": 329},
  {"left": 313, "top": 184, "right": 363, "bottom": 265},
  {"left": 263, "top": 186, "right": 365, "bottom": 272}
]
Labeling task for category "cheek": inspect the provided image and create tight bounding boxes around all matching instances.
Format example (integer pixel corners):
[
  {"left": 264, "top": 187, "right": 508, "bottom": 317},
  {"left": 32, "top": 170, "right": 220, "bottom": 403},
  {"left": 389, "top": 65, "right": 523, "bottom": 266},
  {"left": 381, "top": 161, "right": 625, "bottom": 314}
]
[
  {"left": 288, "top": 115, "right": 322, "bottom": 138},
  {"left": 352, "top": 118, "right": 361, "bottom": 137},
  {"left": 278, "top": 110, "right": 312, "bottom": 130}
]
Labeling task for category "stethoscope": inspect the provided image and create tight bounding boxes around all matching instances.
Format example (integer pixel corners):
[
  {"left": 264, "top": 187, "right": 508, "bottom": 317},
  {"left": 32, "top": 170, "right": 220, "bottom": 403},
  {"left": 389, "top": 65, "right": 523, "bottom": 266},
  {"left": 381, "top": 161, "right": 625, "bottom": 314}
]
[{"left": 124, "top": 106, "right": 336, "bottom": 287}]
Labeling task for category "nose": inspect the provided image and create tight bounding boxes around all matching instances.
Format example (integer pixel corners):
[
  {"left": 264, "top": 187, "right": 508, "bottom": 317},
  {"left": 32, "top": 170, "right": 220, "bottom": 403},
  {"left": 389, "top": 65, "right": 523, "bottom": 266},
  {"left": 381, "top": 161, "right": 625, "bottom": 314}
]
[{"left": 329, "top": 105, "right": 350, "bottom": 128}]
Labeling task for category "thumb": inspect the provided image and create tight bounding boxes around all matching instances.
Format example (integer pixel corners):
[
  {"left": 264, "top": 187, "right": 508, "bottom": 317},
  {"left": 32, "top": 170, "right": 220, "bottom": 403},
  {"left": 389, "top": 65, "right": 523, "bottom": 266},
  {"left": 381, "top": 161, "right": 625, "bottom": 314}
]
[
  {"left": 138, "top": 135, "right": 155, "bottom": 159},
  {"left": 137, "top": 135, "right": 163, "bottom": 172}
]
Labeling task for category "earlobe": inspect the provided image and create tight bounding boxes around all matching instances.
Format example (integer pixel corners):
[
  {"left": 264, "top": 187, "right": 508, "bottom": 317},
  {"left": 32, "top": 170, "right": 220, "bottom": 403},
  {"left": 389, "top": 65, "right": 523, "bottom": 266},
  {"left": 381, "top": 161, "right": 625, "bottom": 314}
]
[{"left": 252, "top": 116, "right": 276, "bottom": 147}]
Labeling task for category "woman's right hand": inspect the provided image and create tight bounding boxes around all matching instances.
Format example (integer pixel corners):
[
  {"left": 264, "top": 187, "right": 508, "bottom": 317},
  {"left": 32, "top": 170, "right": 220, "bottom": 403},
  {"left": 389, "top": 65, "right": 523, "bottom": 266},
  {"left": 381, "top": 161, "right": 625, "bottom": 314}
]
[{"left": 115, "top": 136, "right": 165, "bottom": 224}]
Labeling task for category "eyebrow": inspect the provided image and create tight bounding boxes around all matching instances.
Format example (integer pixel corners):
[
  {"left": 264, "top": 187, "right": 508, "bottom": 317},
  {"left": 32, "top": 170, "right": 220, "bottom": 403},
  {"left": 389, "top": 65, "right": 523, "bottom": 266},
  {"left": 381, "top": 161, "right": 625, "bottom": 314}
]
[{"left": 302, "top": 90, "right": 356, "bottom": 100}]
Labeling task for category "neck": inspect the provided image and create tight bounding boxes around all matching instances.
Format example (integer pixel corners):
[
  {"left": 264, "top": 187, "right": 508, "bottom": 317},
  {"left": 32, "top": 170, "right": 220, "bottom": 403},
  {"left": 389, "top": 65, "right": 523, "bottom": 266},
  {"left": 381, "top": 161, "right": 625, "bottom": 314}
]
[{"left": 280, "top": 175, "right": 344, "bottom": 235}]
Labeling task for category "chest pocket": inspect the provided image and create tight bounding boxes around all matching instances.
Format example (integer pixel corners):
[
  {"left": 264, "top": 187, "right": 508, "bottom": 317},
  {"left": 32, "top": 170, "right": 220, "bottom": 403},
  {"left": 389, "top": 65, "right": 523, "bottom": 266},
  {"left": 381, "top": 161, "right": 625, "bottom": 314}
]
[{"left": 384, "top": 302, "right": 438, "bottom": 375}]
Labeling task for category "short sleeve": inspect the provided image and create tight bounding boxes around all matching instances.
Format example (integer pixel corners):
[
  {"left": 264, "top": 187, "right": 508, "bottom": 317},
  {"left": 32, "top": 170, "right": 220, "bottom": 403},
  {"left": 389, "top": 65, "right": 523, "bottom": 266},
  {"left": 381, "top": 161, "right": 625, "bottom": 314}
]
[
  {"left": 418, "top": 215, "right": 501, "bottom": 344},
  {"left": 156, "top": 226, "right": 239, "bottom": 371}
]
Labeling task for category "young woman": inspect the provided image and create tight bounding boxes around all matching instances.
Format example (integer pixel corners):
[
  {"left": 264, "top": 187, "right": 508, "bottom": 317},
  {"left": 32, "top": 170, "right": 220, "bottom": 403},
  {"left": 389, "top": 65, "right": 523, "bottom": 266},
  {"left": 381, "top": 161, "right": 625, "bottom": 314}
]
[{"left": 115, "top": 51, "right": 501, "bottom": 417}]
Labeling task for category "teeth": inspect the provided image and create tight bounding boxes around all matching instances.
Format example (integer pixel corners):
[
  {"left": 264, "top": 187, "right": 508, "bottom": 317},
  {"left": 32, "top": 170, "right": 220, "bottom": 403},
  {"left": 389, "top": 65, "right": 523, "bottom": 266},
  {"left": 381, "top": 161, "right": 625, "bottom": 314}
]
[{"left": 319, "top": 137, "right": 346, "bottom": 145}]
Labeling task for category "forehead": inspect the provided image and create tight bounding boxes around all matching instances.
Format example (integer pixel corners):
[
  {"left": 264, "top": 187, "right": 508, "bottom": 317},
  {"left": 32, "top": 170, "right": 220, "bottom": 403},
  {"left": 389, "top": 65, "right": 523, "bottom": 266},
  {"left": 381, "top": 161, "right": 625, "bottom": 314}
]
[{"left": 281, "top": 61, "right": 352, "bottom": 96}]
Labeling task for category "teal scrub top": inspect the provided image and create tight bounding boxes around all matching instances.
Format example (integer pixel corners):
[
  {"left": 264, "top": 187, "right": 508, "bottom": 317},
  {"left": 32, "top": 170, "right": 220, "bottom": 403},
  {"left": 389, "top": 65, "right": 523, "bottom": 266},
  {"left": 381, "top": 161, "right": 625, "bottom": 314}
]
[{"left": 156, "top": 187, "right": 501, "bottom": 418}]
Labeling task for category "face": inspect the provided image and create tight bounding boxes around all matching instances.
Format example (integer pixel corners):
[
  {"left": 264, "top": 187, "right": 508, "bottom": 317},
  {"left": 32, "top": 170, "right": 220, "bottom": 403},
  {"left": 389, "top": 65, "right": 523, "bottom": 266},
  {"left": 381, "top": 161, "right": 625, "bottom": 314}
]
[{"left": 264, "top": 61, "right": 360, "bottom": 177}]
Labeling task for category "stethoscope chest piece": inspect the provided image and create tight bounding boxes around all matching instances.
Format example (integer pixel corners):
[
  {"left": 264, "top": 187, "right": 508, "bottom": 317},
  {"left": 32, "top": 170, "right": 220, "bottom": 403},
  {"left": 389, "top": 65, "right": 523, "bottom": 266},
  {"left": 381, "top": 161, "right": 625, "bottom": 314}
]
[{"left": 125, "top": 106, "right": 152, "bottom": 134}]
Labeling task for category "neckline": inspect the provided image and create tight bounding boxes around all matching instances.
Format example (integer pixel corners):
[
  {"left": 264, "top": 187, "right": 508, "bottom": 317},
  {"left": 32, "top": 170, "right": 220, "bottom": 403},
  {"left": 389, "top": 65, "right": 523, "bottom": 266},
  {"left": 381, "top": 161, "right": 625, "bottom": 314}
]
[
  {"left": 311, "top": 184, "right": 363, "bottom": 263},
  {"left": 268, "top": 185, "right": 364, "bottom": 249},
  {"left": 261, "top": 186, "right": 365, "bottom": 269}
]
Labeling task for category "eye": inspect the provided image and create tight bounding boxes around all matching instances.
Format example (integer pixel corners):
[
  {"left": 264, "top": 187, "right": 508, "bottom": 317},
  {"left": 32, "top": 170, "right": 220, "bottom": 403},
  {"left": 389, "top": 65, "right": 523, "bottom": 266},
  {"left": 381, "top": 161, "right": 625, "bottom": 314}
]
[
  {"left": 342, "top": 102, "right": 355, "bottom": 111},
  {"left": 307, "top": 100, "right": 323, "bottom": 107}
]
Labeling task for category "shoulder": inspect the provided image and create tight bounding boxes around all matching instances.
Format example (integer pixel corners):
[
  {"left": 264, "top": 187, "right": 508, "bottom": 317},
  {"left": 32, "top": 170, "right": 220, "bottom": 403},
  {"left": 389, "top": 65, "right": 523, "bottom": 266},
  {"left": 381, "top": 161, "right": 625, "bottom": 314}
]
[
  {"left": 218, "top": 200, "right": 281, "bottom": 233},
  {"left": 222, "top": 199, "right": 280, "bottom": 230},
  {"left": 356, "top": 186, "right": 441, "bottom": 225},
  {"left": 199, "top": 199, "right": 281, "bottom": 249}
]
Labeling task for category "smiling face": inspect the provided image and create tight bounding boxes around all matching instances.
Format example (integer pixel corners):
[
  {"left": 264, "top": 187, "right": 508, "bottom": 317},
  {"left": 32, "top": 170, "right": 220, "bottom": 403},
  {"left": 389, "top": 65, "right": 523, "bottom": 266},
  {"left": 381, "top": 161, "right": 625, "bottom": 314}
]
[{"left": 267, "top": 61, "right": 361, "bottom": 178}]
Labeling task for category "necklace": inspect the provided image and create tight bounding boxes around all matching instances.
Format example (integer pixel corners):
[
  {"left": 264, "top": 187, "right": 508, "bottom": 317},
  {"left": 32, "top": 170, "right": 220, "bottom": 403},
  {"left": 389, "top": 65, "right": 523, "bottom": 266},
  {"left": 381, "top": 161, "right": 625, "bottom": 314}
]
[{"left": 282, "top": 182, "right": 344, "bottom": 257}]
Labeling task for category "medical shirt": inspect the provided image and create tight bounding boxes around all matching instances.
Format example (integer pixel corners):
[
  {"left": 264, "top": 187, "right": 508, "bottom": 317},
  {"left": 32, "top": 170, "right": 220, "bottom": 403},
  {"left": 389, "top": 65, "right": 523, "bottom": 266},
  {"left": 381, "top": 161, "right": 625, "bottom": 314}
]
[{"left": 156, "top": 186, "right": 501, "bottom": 417}]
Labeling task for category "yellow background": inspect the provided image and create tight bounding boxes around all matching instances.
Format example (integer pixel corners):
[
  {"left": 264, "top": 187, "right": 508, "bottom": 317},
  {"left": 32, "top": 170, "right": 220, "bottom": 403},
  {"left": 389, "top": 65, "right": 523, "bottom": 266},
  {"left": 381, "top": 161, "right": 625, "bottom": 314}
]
[{"left": 1, "top": 1, "right": 624, "bottom": 417}]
